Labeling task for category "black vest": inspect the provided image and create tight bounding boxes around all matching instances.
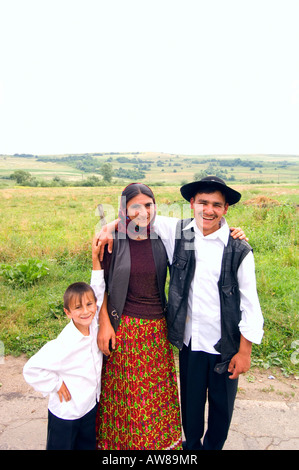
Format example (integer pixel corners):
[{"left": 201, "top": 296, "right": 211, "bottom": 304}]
[
  {"left": 107, "top": 235, "right": 168, "bottom": 333},
  {"left": 167, "top": 219, "right": 252, "bottom": 373}
]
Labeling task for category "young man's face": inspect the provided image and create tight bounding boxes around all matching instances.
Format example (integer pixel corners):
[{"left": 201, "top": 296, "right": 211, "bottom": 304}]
[
  {"left": 190, "top": 190, "right": 229, "bottom": 236},
  {"left": 64, "top": 292, "right": 97, "bottom": 336}
]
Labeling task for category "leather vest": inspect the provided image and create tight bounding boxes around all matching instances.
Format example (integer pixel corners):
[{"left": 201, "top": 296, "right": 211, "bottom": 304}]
[
  {"left": 107, "top": 234, "right": 168, "bottom": 333},
  {"left": 167, "top": 219, "right": 252, "bottom": 373}
]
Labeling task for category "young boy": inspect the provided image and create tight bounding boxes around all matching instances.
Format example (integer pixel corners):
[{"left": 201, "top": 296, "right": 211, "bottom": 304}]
[{"left": 23, "top": 240, "right": 105, "bottom": 450}]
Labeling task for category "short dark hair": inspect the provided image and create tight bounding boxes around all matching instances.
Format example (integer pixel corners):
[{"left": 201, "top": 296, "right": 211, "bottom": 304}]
[
  {"left": 193, "top": 185, "right": 227, "bottom": 203},
  {"left": 63, "top": 282, "right": 97, "bottom": 311}
]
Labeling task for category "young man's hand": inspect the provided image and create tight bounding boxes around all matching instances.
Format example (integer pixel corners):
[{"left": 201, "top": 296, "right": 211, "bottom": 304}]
[
  {"left": 228, "top": 335, "right": 252, "bottom": 380},
  {"left": 95, "top": 218, "right": 120, "bottom": 261},
  {"left": 229, "top": 226, "right": 249, "bottom": 241}
]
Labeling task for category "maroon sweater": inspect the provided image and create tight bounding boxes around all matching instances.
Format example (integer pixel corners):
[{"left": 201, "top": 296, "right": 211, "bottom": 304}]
[{"left": 103, "top": 237, "right": 164, "bottom": 320}]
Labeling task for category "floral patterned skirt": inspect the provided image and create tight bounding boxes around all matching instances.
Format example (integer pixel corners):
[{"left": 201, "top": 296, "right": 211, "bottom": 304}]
[{"left": 96, "top": 315, "right": 182, "bottom": 450}]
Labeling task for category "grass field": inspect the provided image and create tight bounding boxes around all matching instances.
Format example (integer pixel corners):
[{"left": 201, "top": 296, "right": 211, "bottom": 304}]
[
  {"left": 0, "top": 182, "right": 298, "bottom": 376},
  {"left": 1, "top": 152, "right": 299, "bottom": 186},
  {"left": 0, "top": 156, "right": 84, "bottom": 182}
]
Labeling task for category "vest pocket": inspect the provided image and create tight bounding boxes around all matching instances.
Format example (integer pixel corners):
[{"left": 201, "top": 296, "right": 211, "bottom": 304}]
[
  {"left": 221, "top": 284, "right": 237, "bottom": 296},
  {"left": 171, "top": 256, "right": 188, "bottom": 287},
  {"left": 172, "top": 255, "right": 187, "bottom": 270}
]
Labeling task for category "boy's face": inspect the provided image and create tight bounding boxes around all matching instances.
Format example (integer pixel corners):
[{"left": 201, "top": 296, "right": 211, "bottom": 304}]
[
  {"left": 190, "top": 190, "right": 229, "bottom": 236},
  {"left": 64, "top": 292, "right": 97, "bottom": 336}
]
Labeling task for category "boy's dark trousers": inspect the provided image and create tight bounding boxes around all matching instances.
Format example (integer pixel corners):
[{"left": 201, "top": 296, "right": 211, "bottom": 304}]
[
  {"left": 46, "top": 402, "right": 98, "bottom": 450},
  {"left": 179, "top": 344, "right": 238, "bottom": 450}
]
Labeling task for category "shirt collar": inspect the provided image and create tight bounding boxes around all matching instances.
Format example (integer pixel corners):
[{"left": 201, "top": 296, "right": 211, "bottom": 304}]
[
  {"left": 64, "top": 318, "right": 97, "bottom": 343},
  {"left": 183, "top": 217, "right": 230, "bottom": 246}
]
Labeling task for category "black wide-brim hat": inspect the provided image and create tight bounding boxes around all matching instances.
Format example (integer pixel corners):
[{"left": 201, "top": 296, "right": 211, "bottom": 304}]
[{"left": 180, "top": 176, "right": 241, "bottom": 205}]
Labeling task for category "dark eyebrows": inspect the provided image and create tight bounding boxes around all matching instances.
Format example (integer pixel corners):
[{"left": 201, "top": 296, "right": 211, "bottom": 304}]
[
  {"left": 195, "top": 198, "right": 224, "bottom": 207},
  {"left": 130, "top": 202, "right": 154, "bottom": 209}
]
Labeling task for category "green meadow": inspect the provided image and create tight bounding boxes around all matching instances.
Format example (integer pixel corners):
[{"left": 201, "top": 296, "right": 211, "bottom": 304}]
[
  {"left": 0, "top": 153, "right": 298, "bottom": 375},
  {"left": 0, "top": 182, "right": 298, "bottom": 376}
]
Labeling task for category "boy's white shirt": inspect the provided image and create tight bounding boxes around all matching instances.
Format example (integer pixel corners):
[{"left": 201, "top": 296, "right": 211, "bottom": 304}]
[
  {"left": 154, "top": 215, "right": 264, "bottom": 352},
  {"left": 23, "top": 271, "right": 105, "bottom": 420}
]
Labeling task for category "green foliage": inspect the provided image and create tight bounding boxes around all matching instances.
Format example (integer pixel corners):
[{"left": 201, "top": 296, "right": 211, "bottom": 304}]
[
  {"left": 10, "top": 170, "right": 32, "bottom": 184},
  {"left": 100, "top": 162, "right": 113, "bottom": 182},
  {"left": 0, "top": 184, "right": 298, "bottom": 377},
  {"left": 47, "top": 296, "right": 65, "bottom": 319},
  {"left": 3, "top": 153, "right": 299, "bottom": 187},
  {"left": 0, "top": 259, "right": 49, "bottom": 287},
  {"left": 114, "top": 167, "right": 146, "bottom": 180},
  {"left": 37, "top": 155, "right": 100, "bottom": 173}
]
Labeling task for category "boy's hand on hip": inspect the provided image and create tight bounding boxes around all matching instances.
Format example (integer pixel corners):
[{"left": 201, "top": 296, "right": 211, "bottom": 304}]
[{"left": 58, "top": 381, "right": 72, "bottom": 402}]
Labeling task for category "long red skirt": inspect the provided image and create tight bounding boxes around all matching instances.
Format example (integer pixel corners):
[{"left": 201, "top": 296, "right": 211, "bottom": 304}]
[{"left": 96, "top": 315, "right": 182, "bottom": 450}]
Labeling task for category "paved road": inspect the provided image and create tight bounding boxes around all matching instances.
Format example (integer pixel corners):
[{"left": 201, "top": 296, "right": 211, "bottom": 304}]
[{"left": 0, "top": 356, "right": 298, "bottom": 450}]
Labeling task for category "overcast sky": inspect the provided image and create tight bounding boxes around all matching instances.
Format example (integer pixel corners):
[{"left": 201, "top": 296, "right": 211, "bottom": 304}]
[{"left": 1, "top": 0, "right": 299, "bottom": 156}]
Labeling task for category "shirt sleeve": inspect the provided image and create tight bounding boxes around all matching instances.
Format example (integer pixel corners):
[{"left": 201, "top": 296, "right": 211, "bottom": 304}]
[
  {"left": 90, "top": 269, "right": 105, "bottom": 317},
  {"left": 23, "top": 341, "right": 64, "bottom": 396},
  {"left": 237, "top": 251, "right": 264, "bottom": 344},
  {"left": 153, "top": 215, "right": 179, "bottom": 264}
]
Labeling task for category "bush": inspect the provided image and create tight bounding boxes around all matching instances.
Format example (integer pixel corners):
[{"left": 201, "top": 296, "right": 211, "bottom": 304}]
[{"left": 0, "top": 259, "right": 49, "bottom": 287}]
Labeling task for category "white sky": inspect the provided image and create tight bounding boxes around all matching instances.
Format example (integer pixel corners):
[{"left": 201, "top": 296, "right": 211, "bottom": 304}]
[{"left": 1, "top": 0, "right": 299, "bottom": 156}]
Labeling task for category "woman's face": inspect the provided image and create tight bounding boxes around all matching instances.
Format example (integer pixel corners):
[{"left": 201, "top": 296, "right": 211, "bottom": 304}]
[{"left": 126, "top": 193, "right": 155, "bottom": 228}]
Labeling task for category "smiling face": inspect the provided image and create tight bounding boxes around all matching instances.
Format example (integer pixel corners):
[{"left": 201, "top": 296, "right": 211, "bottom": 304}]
[
  {"left": 126, "top": 193, "right": 155, "bottom": 228},
  {"left": 190, "top": 190, "right": 229, "bottom": 236},
  {"left": 64, "top": 291, "right": 97, "bottom": 336}
]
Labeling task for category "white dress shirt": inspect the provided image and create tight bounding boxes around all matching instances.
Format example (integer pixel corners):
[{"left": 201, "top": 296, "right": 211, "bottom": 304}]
[
  {"left": 23, "top": 270, "right": 105, "bottom": 420},
  {"left": 154, "top": 215, "right": 264, "bottom": 353}
]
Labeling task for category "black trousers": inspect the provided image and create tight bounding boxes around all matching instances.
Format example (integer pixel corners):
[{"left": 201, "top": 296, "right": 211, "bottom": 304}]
[
  {"left": 46, "top": 403, "right": 98, "bottom": 450},
  {"left": 179, "top": 344, "right": 238, "bottom": 450}
]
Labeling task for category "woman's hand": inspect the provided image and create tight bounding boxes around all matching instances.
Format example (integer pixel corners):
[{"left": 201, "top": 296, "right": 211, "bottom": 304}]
[{"left": 97, "top": 320, "right": 116, "bottom": 357}]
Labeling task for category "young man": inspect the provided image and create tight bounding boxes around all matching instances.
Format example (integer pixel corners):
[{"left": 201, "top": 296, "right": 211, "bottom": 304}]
[{"left": 155, "top": 176, "right": 264, "bottom": 450}]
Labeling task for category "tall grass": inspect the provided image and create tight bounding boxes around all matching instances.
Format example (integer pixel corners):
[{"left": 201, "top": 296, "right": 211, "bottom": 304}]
[
  {"left": 225, "top": 202, "right": 298, "bottom": 374},
  {"left": 0, "top": 185, "right": 298, "bottom": 375}
]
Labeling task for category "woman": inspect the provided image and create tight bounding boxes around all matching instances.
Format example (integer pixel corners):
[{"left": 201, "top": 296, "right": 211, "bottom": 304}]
[{"left": 95, "top": 183, "right": 182, "bottom": 450}]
